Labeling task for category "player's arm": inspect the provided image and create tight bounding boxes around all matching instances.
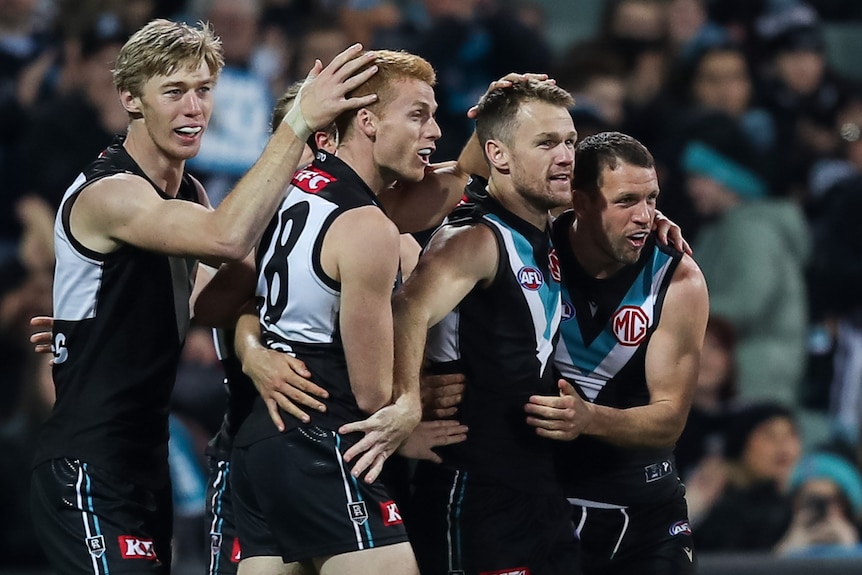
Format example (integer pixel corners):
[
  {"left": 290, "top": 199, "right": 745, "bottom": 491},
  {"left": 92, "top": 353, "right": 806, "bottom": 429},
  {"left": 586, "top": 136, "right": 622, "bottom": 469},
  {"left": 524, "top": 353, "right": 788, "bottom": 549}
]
[
  {"left": 234, "top": 303, "right": 328, "bottom": 431},
  {"left": 192, "top": 256, "right": 256, "bottom": 327},
  {"left": 329, "top": 207, "right": 403, "bottom": 414},
  {"left": 71, "top": 46, "right": 380, "bottom": 264},
  {"left": 338, "top": 223, "right": 498, "bottom": 480},
  {"left": 584, "top": 255, "right": 708, "bottom": 447}
]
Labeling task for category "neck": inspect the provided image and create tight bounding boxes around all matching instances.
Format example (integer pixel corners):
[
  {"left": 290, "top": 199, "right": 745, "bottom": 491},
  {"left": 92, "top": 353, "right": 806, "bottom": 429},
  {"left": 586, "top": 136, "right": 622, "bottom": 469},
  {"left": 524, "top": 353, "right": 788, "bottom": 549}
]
[
  {"left": 336, "top": 140, "right": 393, "bottom": 195},
  {"left": 568, "top": 219, "right": 624, "bottom": 279},
  {"left": 487, "top": 176, "right": 548, "bottom": 231},
  {"left": 123, "top": 123, "right": 185, "bottom": 197}
]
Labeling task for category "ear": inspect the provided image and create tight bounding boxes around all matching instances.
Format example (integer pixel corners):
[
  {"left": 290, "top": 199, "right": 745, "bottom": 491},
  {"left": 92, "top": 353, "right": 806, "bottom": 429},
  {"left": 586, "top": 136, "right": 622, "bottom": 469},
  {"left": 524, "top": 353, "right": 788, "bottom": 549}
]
[
  {"left": 314, "top": 130, "right": 338, "bottom": 154},
  {"left": 570, "top": 188, "right": 589, "bottom": 218},
  {"left": 120, "top": 89, "right": 142, "bottom": 116},
  {"left": 484, "top": 139, "right": 510, "bottom": 174},
  {"left": 355, "top": 108, "right": 377, "bottom": 139}
]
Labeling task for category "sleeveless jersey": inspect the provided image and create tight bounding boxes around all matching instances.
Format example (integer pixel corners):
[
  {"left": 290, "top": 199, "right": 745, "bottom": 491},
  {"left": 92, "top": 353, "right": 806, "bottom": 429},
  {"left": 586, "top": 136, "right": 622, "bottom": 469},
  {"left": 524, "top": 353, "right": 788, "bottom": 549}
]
[
  {"left": 424, "top": 177, "right": 562, "bottom": 493},
  {"left": 234, "top": 151, "right": 393, "bottom": 446},
  {"left": 35, "top": 138, "right": 200, "bottom": 489},
  {"left": 551, "top": 210, "right": 683, "bottom": 506}
]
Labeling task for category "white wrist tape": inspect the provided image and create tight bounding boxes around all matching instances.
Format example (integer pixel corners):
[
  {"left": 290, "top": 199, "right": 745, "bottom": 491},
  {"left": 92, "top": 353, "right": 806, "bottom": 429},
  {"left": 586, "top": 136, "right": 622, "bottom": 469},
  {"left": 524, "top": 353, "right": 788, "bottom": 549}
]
[{"left": 282, "top": 100, "right": 312, "bottom": 142}]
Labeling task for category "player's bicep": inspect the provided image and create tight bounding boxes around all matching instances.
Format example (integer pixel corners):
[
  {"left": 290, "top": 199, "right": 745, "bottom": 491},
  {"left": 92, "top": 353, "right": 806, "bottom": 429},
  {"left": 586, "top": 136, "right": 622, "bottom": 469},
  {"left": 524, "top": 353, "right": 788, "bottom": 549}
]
[
  {"left": 645, "top": 257, "right": 709, "bottom": 409},
  {"left": 395, "top": 224, "right": 498, "bottom": 328}
]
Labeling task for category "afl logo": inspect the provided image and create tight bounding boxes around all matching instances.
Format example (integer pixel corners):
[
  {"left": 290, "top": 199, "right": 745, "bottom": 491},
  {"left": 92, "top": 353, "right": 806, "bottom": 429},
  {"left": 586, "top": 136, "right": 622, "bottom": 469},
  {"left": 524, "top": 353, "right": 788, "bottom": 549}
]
[
  {"left": 561, "top": 300, "right": 575, "bottom": 320},
  {"left": 669, "top": 521, "right": 692, "bottom": 536},
  {"left": 517, "top": 266, "right": 544, "bottom": 290},
  {"left": 612, "top": 306, "right": 649, "bottom": 346},
  {"left": 548, "top": 248, "right": 561, "bottom": 282}
]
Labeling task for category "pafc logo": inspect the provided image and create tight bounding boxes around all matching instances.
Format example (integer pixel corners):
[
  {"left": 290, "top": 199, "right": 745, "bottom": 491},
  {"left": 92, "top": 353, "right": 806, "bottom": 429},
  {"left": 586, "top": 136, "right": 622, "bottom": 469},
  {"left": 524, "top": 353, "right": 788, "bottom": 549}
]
[
  {"left": 291, "top": 167, "right": 336, "bottom": 193},
  {"left": 612, "top": 306, "right": 649, "bottom": 346},
  {"left": 517, "top": 266, "right": 544, "bottom": 291}
]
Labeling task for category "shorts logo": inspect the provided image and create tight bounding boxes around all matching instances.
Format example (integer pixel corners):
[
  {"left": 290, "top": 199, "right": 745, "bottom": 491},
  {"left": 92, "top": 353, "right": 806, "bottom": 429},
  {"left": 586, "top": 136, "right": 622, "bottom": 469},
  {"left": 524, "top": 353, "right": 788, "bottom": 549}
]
[
  {"left": 561, "top": 300, "right": 575, "bottom": 321},
  {"left": 548, "top": 249, "right": 561, "bottom": 282},
  {"left": 684, "top": 547, "right": 694, "bottom": 562},
  {"left": 231, "top": 537, "right": 241, "bottom": 563},
  {"left": 380, "top": 500, "right": 403, "bottom": 526},
  {"left": 210, "top": 532, "right": 222, "bottom": 556},
  {"left": 118, "top": 535, "right": 158, "bottom": 560},
  {"left": 291, "top": 167, "right": 337, "bottom": 193},
  {"left": 86, "top": 535, "right": 105, "bottom": 558},
  {"left": 347, "top": 501, "right": 369, "bottom": 525},
  {"left": 644, "top": 460, "right": 673, "bottom": 483},
  {"left": 479, "top": 569, "right": 530, "bottom": 575},
  {"left": 612, "top": 306, "right": 649, "bottom": 346},
  {"left": 669, "top": 521, "right": 692, "bottom": 536},
  {"left": 517, "top": 266, "right": 544, "bottom": 290}
]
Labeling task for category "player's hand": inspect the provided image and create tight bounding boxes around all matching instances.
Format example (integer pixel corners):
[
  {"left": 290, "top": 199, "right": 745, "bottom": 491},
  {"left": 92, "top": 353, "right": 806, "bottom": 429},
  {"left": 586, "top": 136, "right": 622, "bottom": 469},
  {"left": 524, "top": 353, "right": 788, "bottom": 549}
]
[
  {"left": 466, "top": 72, "right": 555, "bottom": 119},
  {"left": 30, "top": 316, "right": 54, "bottom": 357},
  {"left": 524, "top": 379, "right": 592, "bottom": 441},
  {"left": 653, "top": 210, "right": 692, "bottom": 255},
  {"left": 421, "top": 372, "right": 465, "bottom": 419},
  {"left": 398, "top": 420, "right": 468, "bottom": 463},
  {"left": 298, "top": 44, "right": 379, "bottom": 131},
  {"left": 338, "top": 399, "right": 421, "bottom": 483},
  {"left": 242, "top": 347, "right": 327, "bottom": 431}
]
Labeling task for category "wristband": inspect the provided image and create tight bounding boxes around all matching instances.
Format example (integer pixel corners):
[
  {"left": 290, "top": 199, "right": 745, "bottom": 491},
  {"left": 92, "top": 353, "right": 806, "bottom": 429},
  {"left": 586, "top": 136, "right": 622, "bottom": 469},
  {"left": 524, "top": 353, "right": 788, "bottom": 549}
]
[{"left": 282, "top": 100, "right": 313, "bottom": 142}]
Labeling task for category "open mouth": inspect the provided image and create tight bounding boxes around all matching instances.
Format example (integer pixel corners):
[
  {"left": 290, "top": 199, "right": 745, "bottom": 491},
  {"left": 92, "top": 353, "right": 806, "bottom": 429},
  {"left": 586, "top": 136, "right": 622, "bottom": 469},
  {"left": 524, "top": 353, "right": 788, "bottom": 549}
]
[
  {"left": 417, "top": 147, "right": 434, "bottom": 164},
  {"left": 628, "top": 231, "right": 648, "bottom": 247},
  {"left": 175, "top": 126, "right": 203, "bottom": 137}
]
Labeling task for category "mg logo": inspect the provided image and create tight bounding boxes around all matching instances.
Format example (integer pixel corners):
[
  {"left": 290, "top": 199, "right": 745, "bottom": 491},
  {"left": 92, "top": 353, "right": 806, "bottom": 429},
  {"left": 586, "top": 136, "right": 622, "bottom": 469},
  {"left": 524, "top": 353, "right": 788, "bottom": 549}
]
[
  {"left": 612, "top": 306, "right": 649, "bottom": 346},
  {"left": 517, "top": 266, "right": 544, "bottom": 290}
]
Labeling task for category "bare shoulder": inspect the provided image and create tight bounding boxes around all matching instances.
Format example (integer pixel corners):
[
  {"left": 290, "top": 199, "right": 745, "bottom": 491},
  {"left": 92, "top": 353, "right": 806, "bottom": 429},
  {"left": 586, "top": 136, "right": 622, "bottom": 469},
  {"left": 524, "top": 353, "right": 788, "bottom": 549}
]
[
  {"left": 416, "top": 222, "right": 499, "bottom": 285},
  {"left": 671, "top": 253, "right": 708, "bottom": 294}
]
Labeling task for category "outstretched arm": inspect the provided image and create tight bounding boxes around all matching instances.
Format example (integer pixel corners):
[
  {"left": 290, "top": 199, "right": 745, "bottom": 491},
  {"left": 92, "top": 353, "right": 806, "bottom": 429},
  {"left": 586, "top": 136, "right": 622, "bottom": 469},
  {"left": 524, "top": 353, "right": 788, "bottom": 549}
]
[{"left": 72, "top": 45, "right": 380, "bottom": 264}]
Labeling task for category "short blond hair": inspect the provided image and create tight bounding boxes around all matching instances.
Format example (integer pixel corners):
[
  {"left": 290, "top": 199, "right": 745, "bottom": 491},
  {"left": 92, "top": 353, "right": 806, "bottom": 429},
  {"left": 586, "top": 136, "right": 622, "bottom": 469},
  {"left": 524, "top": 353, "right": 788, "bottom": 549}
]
[
  {"left": 113, "top": 19, "right": 225, "bottom": 97},
  {"left": 335, "top": 50, "right": 436, "bottom": 139}
]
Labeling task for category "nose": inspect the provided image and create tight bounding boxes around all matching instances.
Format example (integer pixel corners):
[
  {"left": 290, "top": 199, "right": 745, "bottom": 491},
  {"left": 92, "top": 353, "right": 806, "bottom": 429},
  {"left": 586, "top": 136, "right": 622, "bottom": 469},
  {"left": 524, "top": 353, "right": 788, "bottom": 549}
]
[
  {"left": 184, "top": 91, "right": 203, "bottom": 116},
  {"left": 428, "top": 117, "right": 442, "bottom": 141},
  {"left": 633, "top": 199, "right": 652, "bottom": 223},
  {"left": 556, "top": 142, "right": 574, "bottom": 166}
]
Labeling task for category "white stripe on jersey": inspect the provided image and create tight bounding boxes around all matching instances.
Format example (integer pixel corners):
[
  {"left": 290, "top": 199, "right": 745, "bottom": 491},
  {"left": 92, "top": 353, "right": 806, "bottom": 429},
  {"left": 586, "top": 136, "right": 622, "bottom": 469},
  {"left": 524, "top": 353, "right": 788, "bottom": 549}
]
[
  {"left": 491, "top": 221, "right": 560, "bottom": 374},
  {"left": 53, "top": 173, "right": 104, "bottom": 322}
]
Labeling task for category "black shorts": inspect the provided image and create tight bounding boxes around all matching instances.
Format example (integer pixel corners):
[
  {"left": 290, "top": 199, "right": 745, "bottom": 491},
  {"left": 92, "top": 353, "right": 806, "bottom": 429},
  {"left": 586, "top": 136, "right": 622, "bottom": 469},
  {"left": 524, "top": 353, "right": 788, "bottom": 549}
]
[
  {"left": 409, "top": 464, "right": 580, "bottom": 575},
  {"left": 572, "top": 496, "right": 696, "bottom": 575},
  {"left": 230, "top": 425, "right": 410, "bottom": 562},
  {"left": 206, "top": 457, "right": 241, "bottom": 575},
  {"left": 30, "top": 458, "right": 173, "bottom": 575}
]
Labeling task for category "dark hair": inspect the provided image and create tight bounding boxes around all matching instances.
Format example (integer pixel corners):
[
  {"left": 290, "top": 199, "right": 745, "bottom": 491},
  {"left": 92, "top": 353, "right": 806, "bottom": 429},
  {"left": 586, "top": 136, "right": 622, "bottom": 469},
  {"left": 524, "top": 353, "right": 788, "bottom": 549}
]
[
  {"left": 474, "top": 79, "right": 574, "bottom": 147},
  {"left": 572, "top": 131, "right": 655, "bottom": 197}
]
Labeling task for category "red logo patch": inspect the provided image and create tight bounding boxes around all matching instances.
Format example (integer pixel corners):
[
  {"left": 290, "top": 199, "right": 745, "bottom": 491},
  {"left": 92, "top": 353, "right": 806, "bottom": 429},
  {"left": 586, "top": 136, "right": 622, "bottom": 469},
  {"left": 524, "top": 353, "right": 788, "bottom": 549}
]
[
  {"left": 380, "top": 500, "right": 403, "bottom": 526},
  {"left": 231, "top": 537, "right": 241, "bottom": 563},
  {"left": 517, "top": 266, "right": 544, "bottom": 290},
  {"left": 479, "top": 569, "right": 530, "bottom": 575},
  {"left": 291, "top": 167, "right": 336, "bottom": 193},
  {"left": 548, "top": 248, "right": 561, "bottom": 282},
  {"left": 612, "top": 306, "right": 649, "bottom": 346},
  {"left": 118, "top": 536, "right": 158, "bottom": 560}
]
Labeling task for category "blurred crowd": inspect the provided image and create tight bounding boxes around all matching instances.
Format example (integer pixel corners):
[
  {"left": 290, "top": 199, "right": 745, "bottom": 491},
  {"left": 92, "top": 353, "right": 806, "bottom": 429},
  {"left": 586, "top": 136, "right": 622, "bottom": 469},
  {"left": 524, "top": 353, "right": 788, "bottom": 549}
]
[{"left": 2, "top": 0, "right": 862, "bottom": 570}]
